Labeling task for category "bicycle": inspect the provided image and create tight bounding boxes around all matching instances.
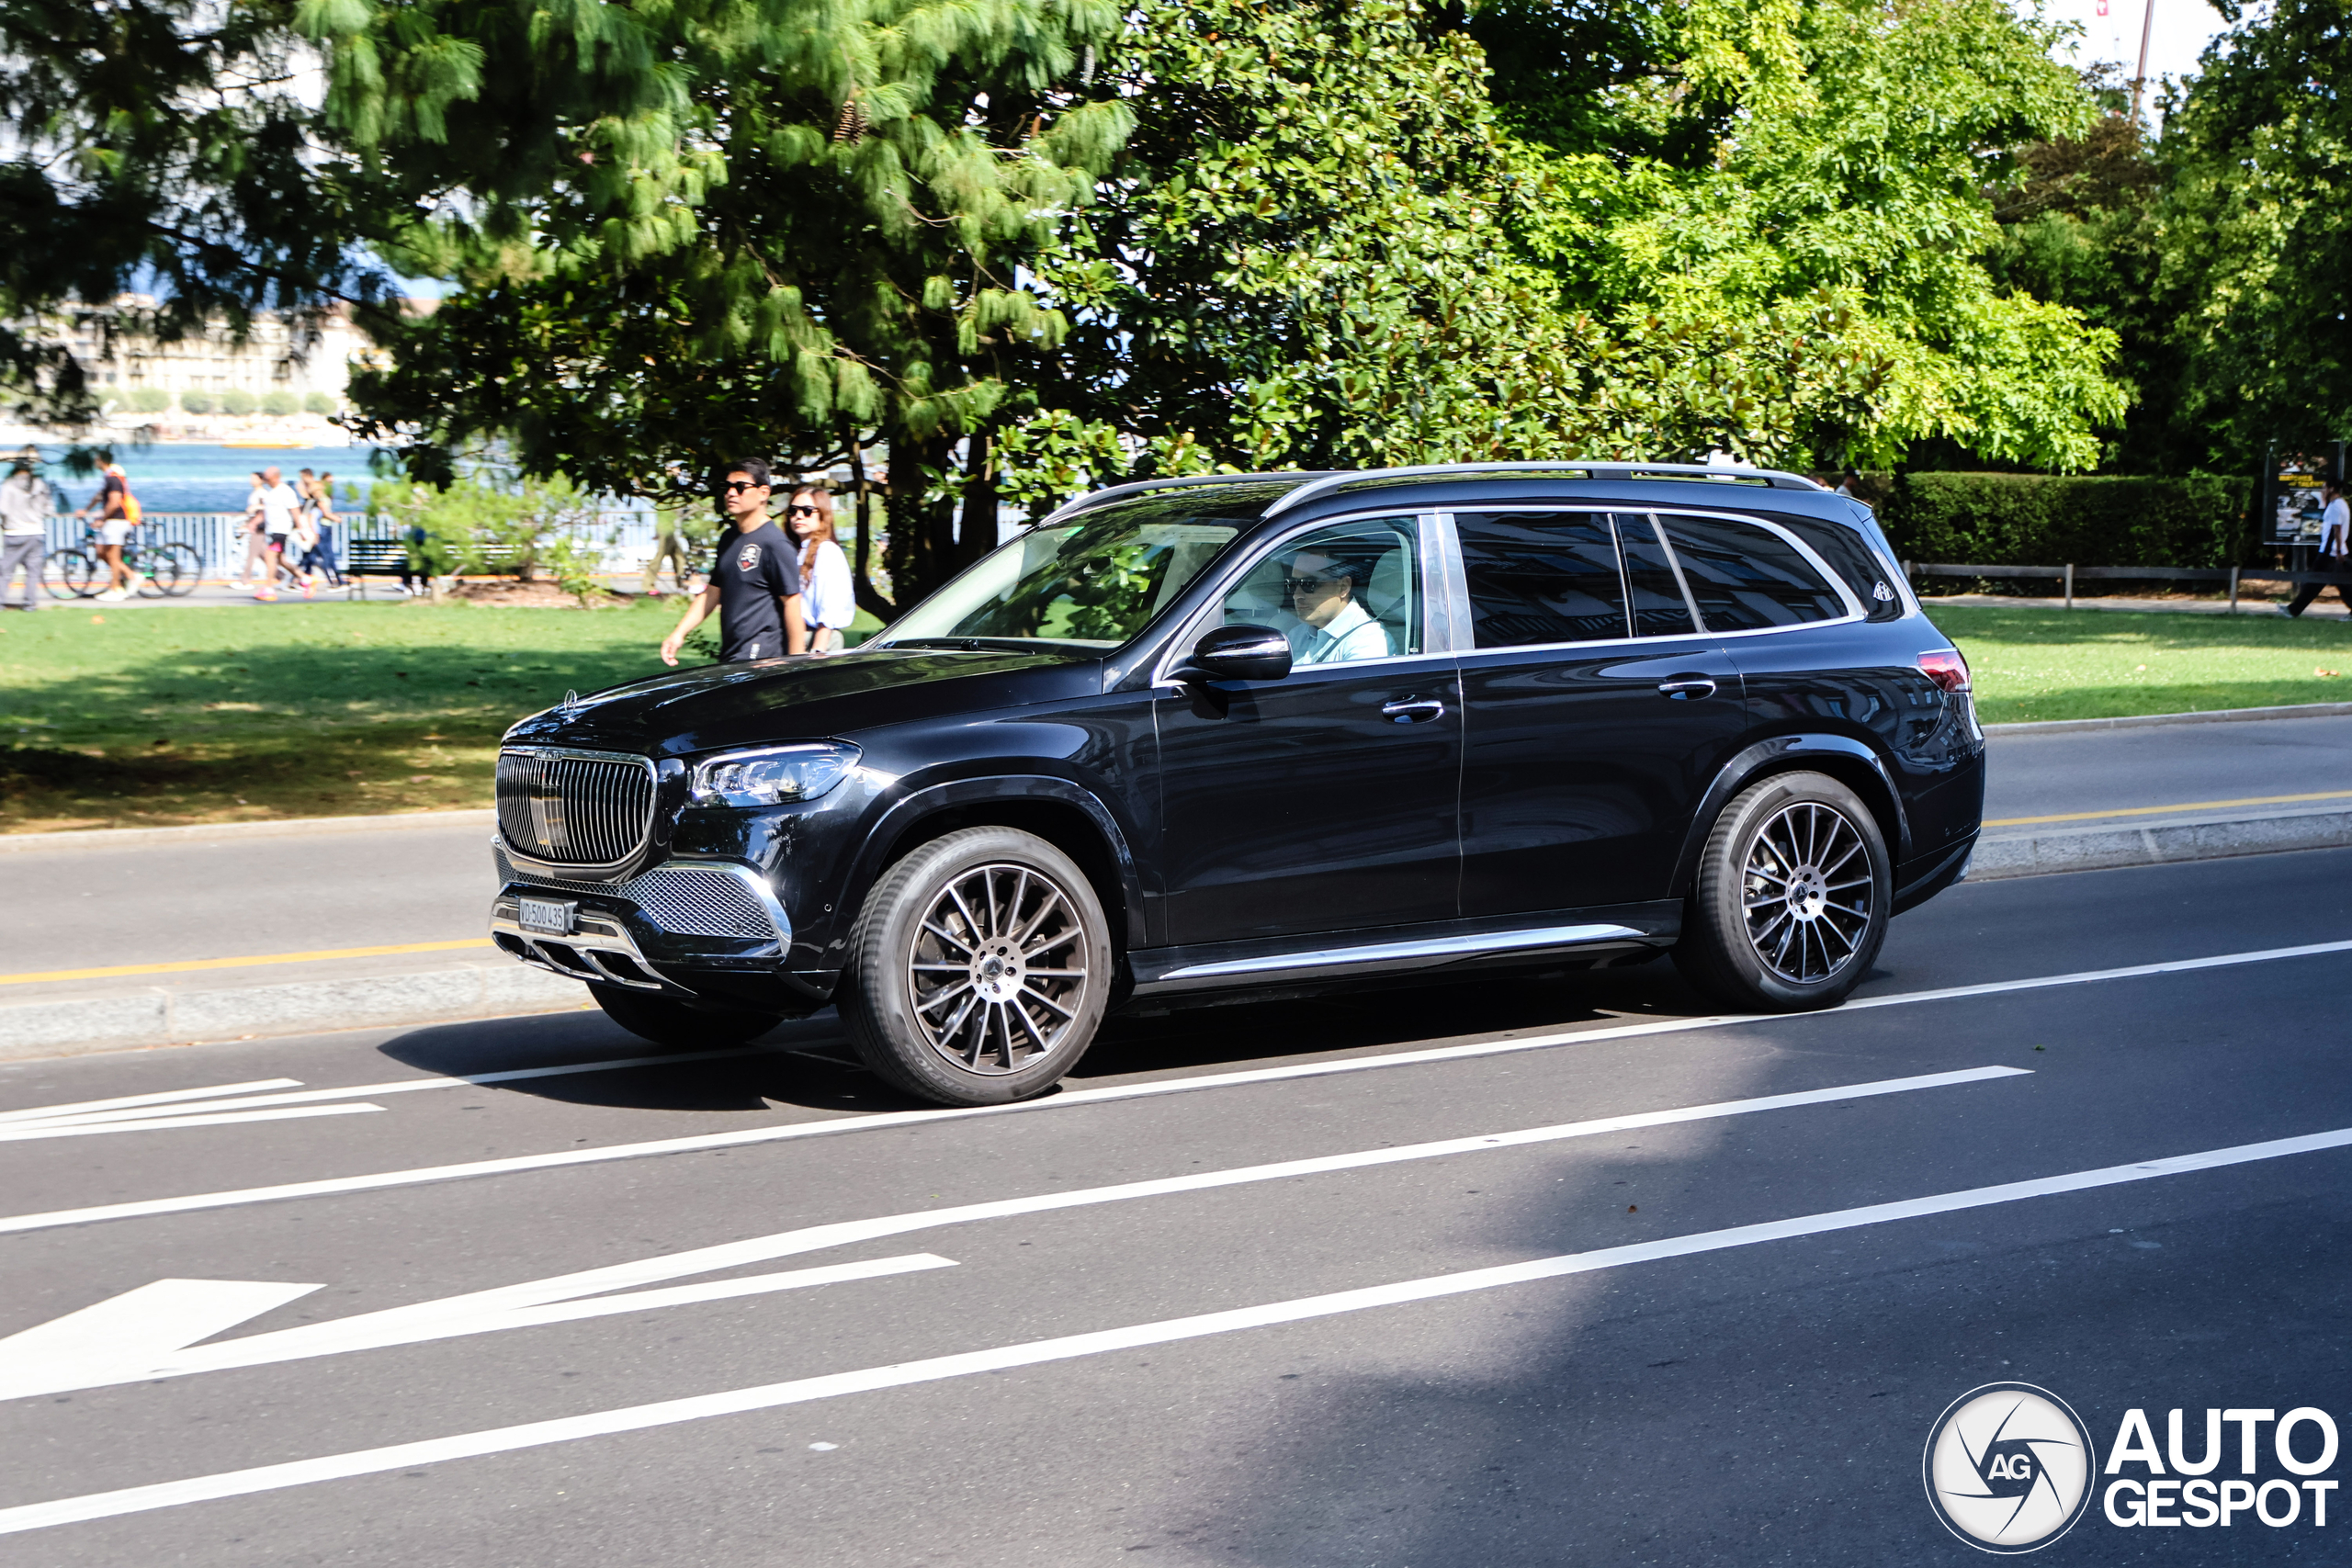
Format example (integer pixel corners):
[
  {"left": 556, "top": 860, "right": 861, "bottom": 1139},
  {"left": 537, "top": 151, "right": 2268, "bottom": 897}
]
[{"left": 45, "top": 521, "right": 204, "bottom": 600}]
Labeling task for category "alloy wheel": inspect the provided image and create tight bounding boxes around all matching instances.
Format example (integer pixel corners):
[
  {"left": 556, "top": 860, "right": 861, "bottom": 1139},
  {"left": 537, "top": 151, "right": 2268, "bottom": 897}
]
[
  {"left": 1740, "top": 800, "right": 1873, "bottom": 984},
  {"left": 907, "top": 862, "right": 1091, "bottom": 1075}
]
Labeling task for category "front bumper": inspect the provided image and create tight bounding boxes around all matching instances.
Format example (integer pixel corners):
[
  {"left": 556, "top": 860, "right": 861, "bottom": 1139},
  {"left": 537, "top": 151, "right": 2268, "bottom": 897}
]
[{"left": 488, "top": 846, "right": 797, "bottom": 1000}]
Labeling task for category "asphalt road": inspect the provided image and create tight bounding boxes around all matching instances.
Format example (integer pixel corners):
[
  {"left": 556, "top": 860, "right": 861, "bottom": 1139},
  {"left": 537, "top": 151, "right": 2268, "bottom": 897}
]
[
  {"left": 7, "top": 713, "right": 2350, "bottom": 980},
  {"left": 1, "top": 847, "right": 2347, "bottom": 1564}
]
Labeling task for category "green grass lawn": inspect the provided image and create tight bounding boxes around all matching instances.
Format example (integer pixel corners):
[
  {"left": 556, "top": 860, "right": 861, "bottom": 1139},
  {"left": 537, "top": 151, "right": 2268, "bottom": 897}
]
[
  {"left": 1925, "top": 602, "right": 2352, "bottom": 723},
  {"left": 6, "top": 595, "right": 2349, "bottom": 832},
  {"left": 1, "top": 599, "right": 741, "bottom": 831}
]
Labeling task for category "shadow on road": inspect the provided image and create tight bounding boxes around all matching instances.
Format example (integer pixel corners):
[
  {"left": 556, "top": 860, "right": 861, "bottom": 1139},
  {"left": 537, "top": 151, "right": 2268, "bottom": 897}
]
[{"left": 368, "top": 962, "right": 1725, "bottom": 1119}]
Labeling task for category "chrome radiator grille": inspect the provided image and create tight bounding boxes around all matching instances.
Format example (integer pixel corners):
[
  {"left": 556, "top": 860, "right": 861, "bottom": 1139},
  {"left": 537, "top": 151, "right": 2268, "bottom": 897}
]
[{"left": 496, "top": 749, "right": 656, "bottom": 869}]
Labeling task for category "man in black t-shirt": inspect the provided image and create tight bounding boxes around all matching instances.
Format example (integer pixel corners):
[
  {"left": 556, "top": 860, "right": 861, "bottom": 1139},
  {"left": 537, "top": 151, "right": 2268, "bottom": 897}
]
[{"left": 660, "top": 459, "right": 808, "bottom": 665}]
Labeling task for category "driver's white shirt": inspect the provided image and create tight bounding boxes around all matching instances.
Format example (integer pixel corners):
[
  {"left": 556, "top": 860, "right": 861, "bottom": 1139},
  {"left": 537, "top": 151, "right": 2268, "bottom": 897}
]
[{"left": 1288, "top": 598, "right": 1390, "bottom": 664}]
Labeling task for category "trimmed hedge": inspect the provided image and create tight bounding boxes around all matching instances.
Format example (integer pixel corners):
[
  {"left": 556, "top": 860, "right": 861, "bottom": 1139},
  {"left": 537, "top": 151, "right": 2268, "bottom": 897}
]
[{"left": 1861, "top": 472, "right": 2250, "bottom": 570}]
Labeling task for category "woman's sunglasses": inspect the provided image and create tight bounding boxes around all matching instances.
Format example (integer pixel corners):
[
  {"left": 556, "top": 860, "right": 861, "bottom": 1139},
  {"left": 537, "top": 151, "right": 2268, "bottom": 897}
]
[{"left": 786, "top": 504, "right": 819, "bottom": 517}]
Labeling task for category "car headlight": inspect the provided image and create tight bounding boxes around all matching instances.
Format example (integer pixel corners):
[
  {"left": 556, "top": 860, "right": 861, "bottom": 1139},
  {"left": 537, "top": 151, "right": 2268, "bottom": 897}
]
[{"left": 688, "top": 743, "right": 861, "bottom": 807}]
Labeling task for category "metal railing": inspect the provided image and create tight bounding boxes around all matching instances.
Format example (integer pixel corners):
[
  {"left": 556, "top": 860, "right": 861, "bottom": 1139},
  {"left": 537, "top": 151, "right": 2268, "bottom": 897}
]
[{"left": 1906, "top": 561, "right": 2352, "bottom": 613}]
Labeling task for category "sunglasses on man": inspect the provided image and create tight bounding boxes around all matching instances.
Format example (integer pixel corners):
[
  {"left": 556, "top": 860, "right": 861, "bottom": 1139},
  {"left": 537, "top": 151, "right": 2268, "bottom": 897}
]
[{"left": 721, "top": 479, "right": 766, "bottom": 495}]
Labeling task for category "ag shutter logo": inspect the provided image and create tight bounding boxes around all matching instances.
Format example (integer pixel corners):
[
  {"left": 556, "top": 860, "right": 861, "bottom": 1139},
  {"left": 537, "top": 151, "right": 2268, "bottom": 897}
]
[{"left": 1924, "top": 1382, "right": 2096, "bottom": 1552}]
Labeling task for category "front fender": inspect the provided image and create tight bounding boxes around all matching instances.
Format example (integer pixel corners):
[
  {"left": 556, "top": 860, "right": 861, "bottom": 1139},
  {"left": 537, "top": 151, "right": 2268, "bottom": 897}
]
[
  {"left": 1668, "top": 734, "right": 1911, "bottom": 898},
  {"left": 794, "top": 773, "right": 1148, "bottom": 990}
]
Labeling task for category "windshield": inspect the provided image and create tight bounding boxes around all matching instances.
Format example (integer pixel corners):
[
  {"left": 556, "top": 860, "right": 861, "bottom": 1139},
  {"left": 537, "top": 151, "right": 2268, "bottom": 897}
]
[{"left": 875, "top": 501, "right": 1252, "bottom": 650}]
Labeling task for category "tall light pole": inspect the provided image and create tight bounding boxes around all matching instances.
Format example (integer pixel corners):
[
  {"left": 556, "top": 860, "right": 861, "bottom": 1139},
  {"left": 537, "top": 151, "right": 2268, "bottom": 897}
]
[{"left": 2131, "top": 0, "right": 2158, "bottom": 120}]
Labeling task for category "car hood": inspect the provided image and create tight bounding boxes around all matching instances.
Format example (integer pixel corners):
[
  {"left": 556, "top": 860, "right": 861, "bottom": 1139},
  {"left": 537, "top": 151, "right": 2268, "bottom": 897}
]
[{"left": 500, "top": 645, "right": 1105, "bottom": 757}]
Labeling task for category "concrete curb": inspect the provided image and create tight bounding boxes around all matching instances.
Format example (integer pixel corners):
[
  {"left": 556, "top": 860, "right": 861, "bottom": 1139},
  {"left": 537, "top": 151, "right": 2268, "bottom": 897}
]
[
  {"left": 1984, "top": 701, "right": 2352, "bottom": 737},
  {"left": 0, "top": 808, "right": 496, "bottom": 854},
  {"left": 1971, "top": 807, "right": 2352, "bottom": 881},
  {"left": 0, "top": 962, "right": 584, "bottom": 1061}
]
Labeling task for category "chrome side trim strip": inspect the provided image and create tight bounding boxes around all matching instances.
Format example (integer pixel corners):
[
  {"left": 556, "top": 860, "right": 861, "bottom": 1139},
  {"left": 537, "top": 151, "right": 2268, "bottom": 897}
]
[{"left": 1157, "top": 923, "right": 1649, "bottom": 983}]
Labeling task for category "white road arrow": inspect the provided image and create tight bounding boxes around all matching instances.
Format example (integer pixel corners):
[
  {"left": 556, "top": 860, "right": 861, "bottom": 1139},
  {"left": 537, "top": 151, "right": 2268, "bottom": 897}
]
[{"left": 0, "top": 1245, "right": 954, "bottom": 1402}]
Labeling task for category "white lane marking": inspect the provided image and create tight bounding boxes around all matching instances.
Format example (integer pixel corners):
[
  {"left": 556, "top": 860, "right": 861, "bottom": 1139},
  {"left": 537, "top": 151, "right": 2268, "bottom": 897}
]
[
  {"left": 0, "top": 1280, "right": 323, "bottom": 1374},
  {"left": 0, "top": 1105, "right": 384, "bottom": 1143},
  {"left": 4, "top": 936, "right": 2346, "bottom": 1236},
  {"left": 6, "top": 1121, "right": 2348, "bottom": 1538},
  {"left": 0, "top": 1067, "right": 2021, "bottom": 1398},
  {"left": 0, "top": 1047, "right": 772, "bottom": 1133},
  {"left": 0, "top": 1255, "right": 954, "bottom": 1402},
  {"left": 0, "top": 1080, "right": 303, "bottom": 1127}
]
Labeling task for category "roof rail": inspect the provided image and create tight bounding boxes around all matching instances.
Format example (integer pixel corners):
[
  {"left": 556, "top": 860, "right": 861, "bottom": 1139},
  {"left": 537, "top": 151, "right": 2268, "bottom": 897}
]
[
  {"left": 1033, "top": 472, "right": 1333, "bottom": 529},
  {"left": 1260, "top": 460, "right": 1826, "bottom": 518}
]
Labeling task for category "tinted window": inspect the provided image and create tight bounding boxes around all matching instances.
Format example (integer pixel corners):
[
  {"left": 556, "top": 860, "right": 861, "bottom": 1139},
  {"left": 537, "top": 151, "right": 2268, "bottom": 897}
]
[
  {"left": 1770, "top": 513, "right": 1906, "bottom": 623},
  {"left": 1658, "top": 514, "right": 1849, "bottom": 632},
  {"left": 1457, "top": 512, "right": 1627, "bottom": 648},
  {"left": 1612, "top": 513, "right": 1701, "bottom": 637},
  {"left": 1218, "top": 516, "right": 1421, "bottom": 660}
]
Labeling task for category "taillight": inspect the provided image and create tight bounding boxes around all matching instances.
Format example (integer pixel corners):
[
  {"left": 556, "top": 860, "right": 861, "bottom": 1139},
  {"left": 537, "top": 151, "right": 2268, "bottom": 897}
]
[{"left": 1918, "top": 648, "right": 1971, "bottom": 694}]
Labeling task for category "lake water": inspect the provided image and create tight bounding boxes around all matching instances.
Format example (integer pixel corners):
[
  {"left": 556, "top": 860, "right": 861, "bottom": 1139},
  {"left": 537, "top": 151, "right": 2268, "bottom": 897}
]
[{"left": 25, "top": 441, "right": 385, "bottom": 515}]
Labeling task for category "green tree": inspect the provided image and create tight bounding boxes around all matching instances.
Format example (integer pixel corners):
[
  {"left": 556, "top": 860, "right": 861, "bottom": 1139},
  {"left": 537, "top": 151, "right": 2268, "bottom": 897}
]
[
  {"left": 0, "top": 0, "right": 394, "bottom": 430},
  {"left": 177, "top": 389, "right": 213, "bottom": 415},
  {"left": 260, "top": 389, "right": 300, "bottom": 417},
  {"left": 327, "top": 0, "right": 1131, "bottom": 611},
  {"left": 2152, "top": 0, "right": 2352, "bottom": 470},
  {"left": 303, "top": 391, "right": 337, "bottom": 416},
  {"left": 122, "top": 387, "right": 171, "bottom": 413},
  {"left": 219, "top": 388, "right": 256, "bottom": 417}
]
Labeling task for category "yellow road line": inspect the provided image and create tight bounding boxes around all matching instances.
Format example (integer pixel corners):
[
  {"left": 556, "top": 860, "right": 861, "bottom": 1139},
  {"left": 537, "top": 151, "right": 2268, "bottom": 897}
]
[
  {"left": 0, "top": 939, "right": 493, "bottom": 987},
  {"left": 1985, "top": 789, "right": 2352, "bottom": 828}
]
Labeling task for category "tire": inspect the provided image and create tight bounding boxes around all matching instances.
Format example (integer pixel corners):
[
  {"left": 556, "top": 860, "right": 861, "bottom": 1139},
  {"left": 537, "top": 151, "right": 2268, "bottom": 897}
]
[
  {"left": 587, "top": 983, "right": 782, "bottom": 1050},
  {"left": 840, "top": 825, "right": 1112, "bottom": 1107},
  {"left": 44, "top": 547, "right": 96, "bottom": 599},
  {"left": 157, "top": 542, "right": 202, "bottom": 596},
  {"left": 1672, "top": 771, "right": 1891, "bottom": 1011}
]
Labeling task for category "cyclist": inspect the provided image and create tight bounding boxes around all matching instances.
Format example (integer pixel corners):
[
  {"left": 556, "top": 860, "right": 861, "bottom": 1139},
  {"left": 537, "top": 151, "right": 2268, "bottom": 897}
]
[{"left": 74, "top": 462, "right": 139, "bottom": 602}]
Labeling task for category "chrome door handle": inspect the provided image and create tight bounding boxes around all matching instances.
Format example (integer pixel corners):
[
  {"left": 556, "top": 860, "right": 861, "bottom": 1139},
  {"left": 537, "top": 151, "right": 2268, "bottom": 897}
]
[
  {"left": 1657, "top": 677, "right": 1718, "bottom": 700},
  {"left": 1381, "top": 696, "right": 1446, "bottom": 724}
]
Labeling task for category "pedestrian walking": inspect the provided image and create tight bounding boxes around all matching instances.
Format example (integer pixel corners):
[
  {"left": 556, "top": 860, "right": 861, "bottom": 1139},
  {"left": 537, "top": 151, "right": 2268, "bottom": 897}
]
[
  {"left": 0, "top": 447, "right": 47, "bottom": 611},
  {"left": 786, "top": 487, "right": 856, "bottom": 653},
  {"left": 74, "top": 461, "right": 140, "bottom": 601},
  {"left": 2285, "top": 479, "right": 2350, "bottom": 617},
  {"left": 639, "top": 503, "right": 694, "bottom": 596},
  {"left": 249, "top": 465, "right": 303, "bottom": 600},
  {"left": 308, "top": 471, "right": 346, "bottom": 591},
  {"left": 238, "top": 470, "right": 270, "bottom": 588},
  {"left": 659, "top": 459, "right": 808, "bottom": 665}
]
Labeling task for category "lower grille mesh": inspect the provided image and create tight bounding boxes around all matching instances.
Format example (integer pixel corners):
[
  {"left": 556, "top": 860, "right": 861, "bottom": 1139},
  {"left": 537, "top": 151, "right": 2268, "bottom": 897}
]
[
  {"left": 629, "top": 866, "right": 777, "bottom": 940},
  {"left": 496, "top": 846, "right": 779, "bottom": 941}
]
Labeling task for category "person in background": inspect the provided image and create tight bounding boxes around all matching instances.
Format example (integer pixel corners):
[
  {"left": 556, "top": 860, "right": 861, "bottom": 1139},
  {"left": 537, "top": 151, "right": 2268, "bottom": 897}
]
[
  {"left": 239, "top": 470, "right": 270, "bottom": 588},
  {"left": 251, "top": 464, "right": 302, "bottom": 601},
  {"left": 2286, "top": 479, "right": 2351, "bottom": 617},
  {"left": 659, "top": 459, "right": 808, "bottom": 665},
  {"left": 1836, "top": 469, "right": 1860, "bottom": 498},
  {"left": 310, "top": 470, "right": 346, "bottom": 592},
  {"left": 787, "top": 487, "right": 855, "bottom": 653},
  {"left": 640, "top": 503, "right": 693, "bottom": 597},
  {"left": 74, "top": 461, "right": 138, "bottom": 601},
  {"left": 0, "top": 447, "right": 47, "bottom": 611}
]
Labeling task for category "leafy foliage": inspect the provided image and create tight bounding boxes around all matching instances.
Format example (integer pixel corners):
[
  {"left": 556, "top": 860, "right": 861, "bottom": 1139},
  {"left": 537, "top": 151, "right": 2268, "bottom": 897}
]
[{"left": 366, "top": 470, "right": 616, "bottom": 601}]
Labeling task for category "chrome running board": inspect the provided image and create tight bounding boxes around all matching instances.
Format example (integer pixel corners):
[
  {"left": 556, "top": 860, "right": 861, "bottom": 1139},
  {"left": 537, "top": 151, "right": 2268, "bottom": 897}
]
[{"left": 1154, "top": 923, "right": 1649, "bottom": 985}]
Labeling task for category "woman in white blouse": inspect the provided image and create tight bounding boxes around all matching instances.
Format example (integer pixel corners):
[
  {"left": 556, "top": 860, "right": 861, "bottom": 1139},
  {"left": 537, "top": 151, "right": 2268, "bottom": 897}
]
[{"left": 787, "top": 487, "right": 856, "bottom": 654}]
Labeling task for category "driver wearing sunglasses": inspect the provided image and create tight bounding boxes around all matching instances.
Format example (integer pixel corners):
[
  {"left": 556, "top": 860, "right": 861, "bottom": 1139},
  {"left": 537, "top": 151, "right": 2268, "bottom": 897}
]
[{"left": 1282, "top": 545, "right": 1390, "bottom": 664}]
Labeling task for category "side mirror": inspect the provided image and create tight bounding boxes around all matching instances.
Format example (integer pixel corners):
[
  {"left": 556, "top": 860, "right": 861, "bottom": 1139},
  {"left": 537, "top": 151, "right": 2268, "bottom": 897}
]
[{"left": 1169, "top": 624, "right": 1293, "bottom": 684}]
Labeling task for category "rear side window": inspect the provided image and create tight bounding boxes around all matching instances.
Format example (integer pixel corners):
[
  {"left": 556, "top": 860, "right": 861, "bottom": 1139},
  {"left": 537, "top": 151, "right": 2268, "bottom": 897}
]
[
  {"left": 1770, "top": 513, "right": 1906, "bottom": 623},
  {"left": 1456, "top": 512, "right": 1628, "bottom": 647},
  {"left": 1658, "top": 513, "right": 1850, "bottom": 633},
  {"left": 1613, "top": 514, "right": 1701, "bottom": 637}
]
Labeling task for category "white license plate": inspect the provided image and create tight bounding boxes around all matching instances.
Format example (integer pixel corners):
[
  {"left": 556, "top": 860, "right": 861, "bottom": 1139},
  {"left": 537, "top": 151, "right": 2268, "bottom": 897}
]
[{"left": 517, "top": 897, "right": 577, "bottom": 936}]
